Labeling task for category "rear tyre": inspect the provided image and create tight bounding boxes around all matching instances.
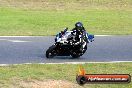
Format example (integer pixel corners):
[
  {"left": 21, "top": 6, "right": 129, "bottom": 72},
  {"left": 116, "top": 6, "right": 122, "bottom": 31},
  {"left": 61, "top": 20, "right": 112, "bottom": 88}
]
[
  {"left": 46, "top": 45, "right": 56, "bottom": 58},
  {"left": 71, "top": 51, "right": 80, "bottom": 58}
]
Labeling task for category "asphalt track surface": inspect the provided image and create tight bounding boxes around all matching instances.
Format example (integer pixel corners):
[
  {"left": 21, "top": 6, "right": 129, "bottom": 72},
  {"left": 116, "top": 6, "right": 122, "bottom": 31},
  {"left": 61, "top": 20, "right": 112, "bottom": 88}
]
[{"left": 0, "top": 36, "right": 132, "bottom": 64}]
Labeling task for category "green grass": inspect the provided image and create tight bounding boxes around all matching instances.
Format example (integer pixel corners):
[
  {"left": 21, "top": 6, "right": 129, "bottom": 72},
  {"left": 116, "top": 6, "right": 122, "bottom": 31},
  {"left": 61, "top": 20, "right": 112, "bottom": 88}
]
[
  {"left": 0, "top": 0, "right": 132, "bottom": 35},
  {"left": 0, "top": 63, "right": 132, "bottom": 88}
]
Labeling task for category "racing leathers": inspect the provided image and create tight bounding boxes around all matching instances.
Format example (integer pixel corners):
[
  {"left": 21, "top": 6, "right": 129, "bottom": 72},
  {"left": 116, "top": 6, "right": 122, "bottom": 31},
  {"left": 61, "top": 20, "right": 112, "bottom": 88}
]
[{"left": 71, "top": 27, "right": 88, "bottom": 45}]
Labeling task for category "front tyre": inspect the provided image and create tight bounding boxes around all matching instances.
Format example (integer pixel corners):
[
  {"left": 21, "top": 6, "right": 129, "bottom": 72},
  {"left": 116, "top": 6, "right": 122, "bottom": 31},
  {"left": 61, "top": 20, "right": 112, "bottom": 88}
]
[{"left": 46, "top": 45, "right": 56, "bottom": 58}]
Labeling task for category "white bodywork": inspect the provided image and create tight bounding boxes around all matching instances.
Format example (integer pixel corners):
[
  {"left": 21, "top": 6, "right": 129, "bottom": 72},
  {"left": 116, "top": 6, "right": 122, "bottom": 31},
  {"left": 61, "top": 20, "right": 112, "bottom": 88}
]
[{"left": 56, "top": 31, "right": 73, "bottom": 44}]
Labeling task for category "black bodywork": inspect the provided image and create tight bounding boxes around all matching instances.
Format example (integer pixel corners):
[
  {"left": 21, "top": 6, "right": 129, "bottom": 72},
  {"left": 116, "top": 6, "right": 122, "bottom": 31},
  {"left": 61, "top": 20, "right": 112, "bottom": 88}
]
[{"left": 46, "top": 42, "right": 87, "bottom": 58}]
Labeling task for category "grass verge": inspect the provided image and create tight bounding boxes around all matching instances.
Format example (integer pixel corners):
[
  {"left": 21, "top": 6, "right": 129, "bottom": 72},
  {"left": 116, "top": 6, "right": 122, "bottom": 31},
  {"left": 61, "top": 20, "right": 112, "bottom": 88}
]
[
  {"left": 0, "top": 0, "right": 132, "bottom": 35},
  {"left": 0, "top": 8, "right": 132, "bottom": 36},
  {"left": 0, "top": 63, "right": 132, "bottom": 88}
]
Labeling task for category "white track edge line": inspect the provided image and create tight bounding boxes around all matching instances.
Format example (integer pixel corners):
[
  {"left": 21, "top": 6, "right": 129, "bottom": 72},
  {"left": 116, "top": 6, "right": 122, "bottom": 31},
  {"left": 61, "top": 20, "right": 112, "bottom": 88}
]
[{"left": 0, "top": 61, "right": 132, "bottom": 66}]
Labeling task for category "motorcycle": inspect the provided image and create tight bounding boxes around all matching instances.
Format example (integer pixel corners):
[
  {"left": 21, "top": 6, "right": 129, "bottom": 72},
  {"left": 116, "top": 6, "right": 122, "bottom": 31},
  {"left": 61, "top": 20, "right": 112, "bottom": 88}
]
[{"left": 46, "top": 28, "right": 94, "bottom": 58}]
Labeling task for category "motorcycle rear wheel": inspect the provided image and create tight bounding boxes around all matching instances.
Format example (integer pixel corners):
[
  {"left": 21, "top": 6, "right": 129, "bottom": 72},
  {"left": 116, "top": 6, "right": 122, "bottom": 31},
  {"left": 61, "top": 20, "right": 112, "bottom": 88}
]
[{"left": 71, "top": 51, "right": 81, "bottom": 58}]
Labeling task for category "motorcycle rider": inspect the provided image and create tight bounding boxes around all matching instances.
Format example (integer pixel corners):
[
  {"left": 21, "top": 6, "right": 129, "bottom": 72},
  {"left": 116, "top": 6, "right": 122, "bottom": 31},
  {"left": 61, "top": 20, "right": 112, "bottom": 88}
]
[
  {"left": 71, "top": 22, "right": 88, "bottom": 44},
  {"left": 58, "top": 22, "right": 88, "bottom": 44}
]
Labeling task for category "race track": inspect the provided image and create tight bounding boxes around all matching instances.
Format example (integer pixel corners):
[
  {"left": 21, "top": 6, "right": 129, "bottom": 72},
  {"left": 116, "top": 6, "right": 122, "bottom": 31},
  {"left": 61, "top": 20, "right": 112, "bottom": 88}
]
[{"left": 0, "top": 36, "right": 132, "bottom": 64}]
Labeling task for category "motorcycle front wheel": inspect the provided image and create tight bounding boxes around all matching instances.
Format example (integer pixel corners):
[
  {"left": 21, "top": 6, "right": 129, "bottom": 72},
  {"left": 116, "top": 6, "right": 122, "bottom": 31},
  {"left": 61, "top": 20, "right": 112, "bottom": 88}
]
[{"left": 46, "top": 45, "right": 57, "bottom": 58}]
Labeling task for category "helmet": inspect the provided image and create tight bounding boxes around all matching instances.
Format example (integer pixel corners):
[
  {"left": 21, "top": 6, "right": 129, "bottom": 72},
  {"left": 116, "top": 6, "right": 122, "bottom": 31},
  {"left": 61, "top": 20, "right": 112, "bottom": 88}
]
[{"left": 75, "top": 22, "right": 83, "bottom": 29}]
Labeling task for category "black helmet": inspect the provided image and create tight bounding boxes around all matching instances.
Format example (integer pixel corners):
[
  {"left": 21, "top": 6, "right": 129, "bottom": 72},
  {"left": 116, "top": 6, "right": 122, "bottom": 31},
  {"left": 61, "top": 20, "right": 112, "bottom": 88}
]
[{"left": 75, "top": 22, "right": 83, "bottom": 28}]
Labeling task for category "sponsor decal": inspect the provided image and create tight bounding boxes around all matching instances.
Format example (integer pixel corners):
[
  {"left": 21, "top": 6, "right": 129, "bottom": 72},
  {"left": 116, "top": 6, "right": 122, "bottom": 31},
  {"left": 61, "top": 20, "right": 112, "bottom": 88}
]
[{"left": 76, "top": 65, "right": 131, "bottom": 85}]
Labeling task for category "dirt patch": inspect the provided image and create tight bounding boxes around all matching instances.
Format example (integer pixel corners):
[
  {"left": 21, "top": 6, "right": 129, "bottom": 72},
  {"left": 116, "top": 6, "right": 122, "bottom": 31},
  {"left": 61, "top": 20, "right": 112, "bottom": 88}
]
[
  {"left": 0, "top": 0, "right": 131, "bottom": 10},
  {"left": 18, "top": 79, "right": 83, "bottom": 88}
]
